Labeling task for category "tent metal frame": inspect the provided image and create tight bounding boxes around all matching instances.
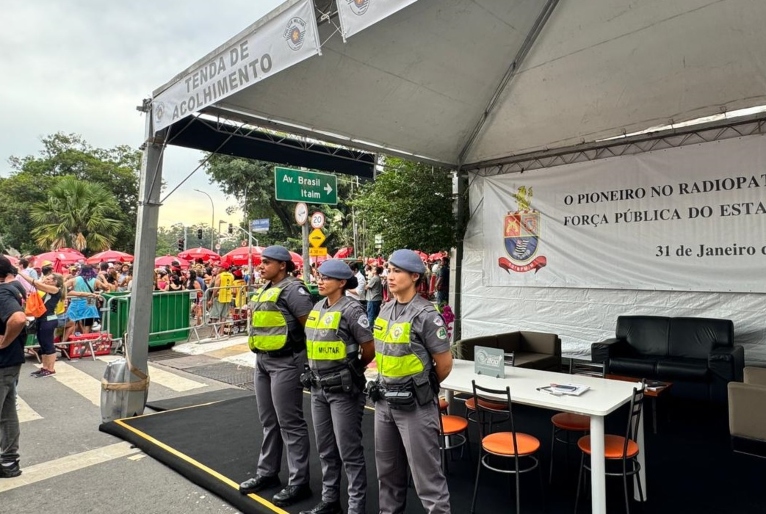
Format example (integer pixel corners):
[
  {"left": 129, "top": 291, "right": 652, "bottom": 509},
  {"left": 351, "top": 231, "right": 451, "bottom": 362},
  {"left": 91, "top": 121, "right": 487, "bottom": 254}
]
[{"left": 471, "top": 112, "right": 766, "bottom": 176}]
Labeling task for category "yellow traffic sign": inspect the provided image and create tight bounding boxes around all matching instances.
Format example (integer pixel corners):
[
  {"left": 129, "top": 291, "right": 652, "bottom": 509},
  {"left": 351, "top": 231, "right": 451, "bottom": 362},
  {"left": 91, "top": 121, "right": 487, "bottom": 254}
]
[
  {"left": 309, "top": 247, "right": 328, "bottom": 257},
  {"left": 309, "top": 228, "right": 326, "bottom": 248}
]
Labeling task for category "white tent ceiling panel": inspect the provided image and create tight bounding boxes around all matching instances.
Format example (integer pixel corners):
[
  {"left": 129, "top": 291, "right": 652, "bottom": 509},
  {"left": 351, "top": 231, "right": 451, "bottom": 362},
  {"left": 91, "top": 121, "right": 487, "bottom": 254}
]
[
  {"left": 466, "top": 0, "right": 766, "bottom": 164},
  {"left": 210, "top": 0, "right": 549, "bottom": 164}
]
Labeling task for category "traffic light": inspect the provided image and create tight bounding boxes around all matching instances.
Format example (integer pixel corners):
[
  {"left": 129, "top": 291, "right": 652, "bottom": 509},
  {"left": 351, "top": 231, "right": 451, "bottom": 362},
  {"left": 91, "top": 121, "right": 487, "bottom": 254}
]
[
  {"left": 177, "top": 238, "right": 185, "bottom": 251},
  {"left": 228, "top": 223, "right": 233, "bottom": 234},
  {"left": 197, "top": 228, "right": 203, "bottom": 240}
]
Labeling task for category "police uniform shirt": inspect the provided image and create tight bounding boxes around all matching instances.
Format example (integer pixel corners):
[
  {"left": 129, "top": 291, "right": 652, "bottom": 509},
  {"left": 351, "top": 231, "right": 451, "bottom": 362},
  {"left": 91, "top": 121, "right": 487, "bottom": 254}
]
[
  {"left": 254, "top": 277, "right": 314, "bottom": 347},
  {"left": 379, "top": 294, "right": 450, "bottom": 377},
  {"left": 308, "top": 296, "right": 372, "bottom": 370}
]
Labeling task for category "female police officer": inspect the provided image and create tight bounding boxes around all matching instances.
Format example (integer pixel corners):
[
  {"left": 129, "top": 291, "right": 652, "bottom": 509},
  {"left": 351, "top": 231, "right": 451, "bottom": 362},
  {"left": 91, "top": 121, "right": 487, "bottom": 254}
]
[
  {"left": 239, "top": 245, "right": 314, "bottom": 507},
  {"left": 371, "top": 249, "right": 453, "bottom": 514},
  {"left": 299, "top": 259, "right": 374, "bottom": 514}
]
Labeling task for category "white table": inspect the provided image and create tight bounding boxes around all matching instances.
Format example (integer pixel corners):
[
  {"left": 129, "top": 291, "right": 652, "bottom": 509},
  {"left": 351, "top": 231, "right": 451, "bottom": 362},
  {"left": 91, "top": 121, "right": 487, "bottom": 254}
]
[{"left": 441, "top": 360, "right": 646, "bottom": 514}]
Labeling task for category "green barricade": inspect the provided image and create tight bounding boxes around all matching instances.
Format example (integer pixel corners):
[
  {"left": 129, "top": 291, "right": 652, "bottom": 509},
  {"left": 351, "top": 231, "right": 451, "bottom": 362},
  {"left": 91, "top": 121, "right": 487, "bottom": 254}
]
[
  {"left": 102, "top": 291, "right": 191, "bottom": 347},
  {"left": 305, "top": 283, "right": 322, "bottom": 304}
]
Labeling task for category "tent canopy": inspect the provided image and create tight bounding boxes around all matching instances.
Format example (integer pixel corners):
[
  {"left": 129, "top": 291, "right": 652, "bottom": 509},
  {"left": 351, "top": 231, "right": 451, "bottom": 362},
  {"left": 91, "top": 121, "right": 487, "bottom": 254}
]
[{"left": 153, "top": 0, "right": 766, "bottom": 170}]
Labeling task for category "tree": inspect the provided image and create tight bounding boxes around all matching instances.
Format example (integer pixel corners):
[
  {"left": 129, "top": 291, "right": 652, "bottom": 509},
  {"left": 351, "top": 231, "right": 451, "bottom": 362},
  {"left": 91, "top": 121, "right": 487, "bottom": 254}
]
[
  {"left": 30, "top": 176, "right": 121, "bottom": 252},
  {"left": 0, "top": 133, "right": 140, "bottom": 253},
  {"left": 353, "top": 158, "right": 457, "bottom": 254}
]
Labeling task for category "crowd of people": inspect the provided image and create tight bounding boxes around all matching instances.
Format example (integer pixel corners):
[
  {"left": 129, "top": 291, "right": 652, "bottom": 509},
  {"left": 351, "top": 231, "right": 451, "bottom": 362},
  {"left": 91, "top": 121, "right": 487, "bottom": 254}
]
[{"left": 1, "top": 248, "right": 455, "bottom": 513}]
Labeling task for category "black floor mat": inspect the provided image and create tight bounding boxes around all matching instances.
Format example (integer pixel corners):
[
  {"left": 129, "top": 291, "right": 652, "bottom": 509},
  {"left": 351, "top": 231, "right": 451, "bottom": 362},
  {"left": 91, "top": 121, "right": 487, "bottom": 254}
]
[
  {"left": 146, "top": 388, "right": 252, "bottom": 411},
  {"left": 100, "top": 395, "right": 766, "bottom": 513}
]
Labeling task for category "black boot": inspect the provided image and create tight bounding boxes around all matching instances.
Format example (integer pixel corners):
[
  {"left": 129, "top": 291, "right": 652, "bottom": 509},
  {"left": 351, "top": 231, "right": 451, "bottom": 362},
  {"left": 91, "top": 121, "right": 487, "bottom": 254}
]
[
  {"left": 273, "top": 483, "right": 312, "bottom": 507},
  {"left": 238, "top": 474, "right": 281, "bottom": 494},
  {"left": 298, "top": 500, "right": 343, "bottom": 514}
]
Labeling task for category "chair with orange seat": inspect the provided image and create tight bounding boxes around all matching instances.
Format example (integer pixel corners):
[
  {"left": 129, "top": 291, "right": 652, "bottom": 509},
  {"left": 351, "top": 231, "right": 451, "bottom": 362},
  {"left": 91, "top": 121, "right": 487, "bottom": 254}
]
[
  {"left": 574, "top": 383, "right": 645, "bottom": 514},
  {"left": 549, "top": 411, "right": 590, "bottom": 483},
  {"left": 470, "top": 381, "right": 545, "bottom": 514},
  {"left": 439, "top": 412, "right": 470, "bottom": 473}
]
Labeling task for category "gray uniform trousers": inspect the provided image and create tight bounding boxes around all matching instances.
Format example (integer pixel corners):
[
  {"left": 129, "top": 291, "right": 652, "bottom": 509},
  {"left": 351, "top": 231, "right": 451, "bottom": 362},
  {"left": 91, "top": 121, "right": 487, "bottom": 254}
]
[
  {"left": 375, "top": 398, "right": 451, "bottom": 514},
  {"left": 255, "top": 351, "right": 310, "bottom": 485},
  {"left": 311, "top": 387, "right": 367, "bottom": 514}
]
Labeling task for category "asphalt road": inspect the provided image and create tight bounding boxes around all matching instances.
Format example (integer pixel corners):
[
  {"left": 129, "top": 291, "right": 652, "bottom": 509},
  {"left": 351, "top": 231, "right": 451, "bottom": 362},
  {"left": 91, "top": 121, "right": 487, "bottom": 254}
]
[{"left": 1, "top": 342, "right": 248, "bottom": 514}]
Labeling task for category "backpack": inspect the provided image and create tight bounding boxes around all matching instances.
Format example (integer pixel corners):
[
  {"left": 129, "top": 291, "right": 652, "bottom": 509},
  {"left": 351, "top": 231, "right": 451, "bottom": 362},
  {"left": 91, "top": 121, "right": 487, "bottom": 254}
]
[{"left": 25, "top": 291, "right": 47, "bottom": 318}]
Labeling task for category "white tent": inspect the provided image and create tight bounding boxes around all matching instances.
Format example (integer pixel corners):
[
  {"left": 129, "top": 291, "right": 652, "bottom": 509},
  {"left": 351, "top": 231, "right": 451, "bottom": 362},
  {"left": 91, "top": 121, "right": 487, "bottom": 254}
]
[
  {"left": 152, "top": 0, "right": 766, "bottom": 168},
  {"left": 125, "top": 0, "right": 766, "bottom": 391}
]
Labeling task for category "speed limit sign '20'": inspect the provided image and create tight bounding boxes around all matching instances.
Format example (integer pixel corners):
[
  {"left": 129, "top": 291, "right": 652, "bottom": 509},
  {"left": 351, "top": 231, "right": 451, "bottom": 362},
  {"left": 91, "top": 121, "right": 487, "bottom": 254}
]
[{"left": 310, "top": 211, "right": 325, "bottom": 229}]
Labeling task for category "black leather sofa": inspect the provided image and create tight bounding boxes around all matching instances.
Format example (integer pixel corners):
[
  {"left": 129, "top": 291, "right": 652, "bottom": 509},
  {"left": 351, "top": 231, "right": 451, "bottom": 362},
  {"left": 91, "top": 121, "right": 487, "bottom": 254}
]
[{"left": 592, "top": 316, "right": 744, "bottom": 403}]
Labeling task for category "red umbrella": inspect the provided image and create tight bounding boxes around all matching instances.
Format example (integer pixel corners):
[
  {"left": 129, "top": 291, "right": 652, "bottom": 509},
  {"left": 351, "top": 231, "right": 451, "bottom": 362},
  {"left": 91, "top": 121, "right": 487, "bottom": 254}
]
[
  {"left": 333, "top": 247, "right": 353, "bottom": 259},
  {"left": 289, "top": 251, "right": 303, "bottom": 267},
  {"left": 3, "top": 255, "right": 19, "bottom": 266},
  {"left": 429, "top": 251, "right": 446, "bottom": 261},
  {"left": 221, "top": 246, "right": 264, "bottom": 267},
  {"left": 155, "top": 255, "right": 190, "bottom": 269},
  {"left": 178, "top": 247, "right": 221, "bottom": 262},
  {"left": 35, "top": 249, "right": 86, "bottom": 273},
  {"left": 86, "top": 249, "right": 134, "bottom": 264},
  {"left": 412, "top": 250, "right": 429, "bottom": 261}
]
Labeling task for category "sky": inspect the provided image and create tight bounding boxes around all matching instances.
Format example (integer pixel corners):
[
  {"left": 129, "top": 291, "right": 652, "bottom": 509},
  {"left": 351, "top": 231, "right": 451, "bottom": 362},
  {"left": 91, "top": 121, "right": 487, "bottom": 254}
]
[{"left": 0, "top": 0, "right": 285, "bottom": 230}]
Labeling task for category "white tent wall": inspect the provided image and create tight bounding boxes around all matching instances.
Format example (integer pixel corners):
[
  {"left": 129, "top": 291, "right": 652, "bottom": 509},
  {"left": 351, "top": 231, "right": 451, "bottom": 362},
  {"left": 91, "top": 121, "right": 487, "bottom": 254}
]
[{"left": 461, "top": 137, "right": 766, "bottom": 367}]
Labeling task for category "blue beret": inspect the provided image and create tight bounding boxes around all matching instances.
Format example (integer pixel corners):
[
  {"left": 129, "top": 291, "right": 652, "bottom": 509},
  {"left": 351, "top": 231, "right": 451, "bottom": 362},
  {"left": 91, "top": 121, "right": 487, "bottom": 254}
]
[
  {"left": 318, "top": 259, "right": 354, "bottom": 280},
  {"left": 388, "top": 249, "right": 426, "bottom": 274},
  {"left": 261, "top": 245, "right": 292, "bottom": 262}
]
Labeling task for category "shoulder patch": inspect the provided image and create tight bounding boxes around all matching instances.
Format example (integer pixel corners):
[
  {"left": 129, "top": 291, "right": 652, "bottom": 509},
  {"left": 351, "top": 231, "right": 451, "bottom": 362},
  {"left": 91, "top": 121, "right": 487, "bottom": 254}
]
[
  {"left": 298, "top": 288, "right": 309, "bottom": 295},
  {"left": 358, "top": 314, "right": 370, "bottom": 328},
  {"left": 433, "top": 316, "right": 445, "bottom": 327},
  {"left": 436, "top": 327, "right": 448, "bottom": 340}
]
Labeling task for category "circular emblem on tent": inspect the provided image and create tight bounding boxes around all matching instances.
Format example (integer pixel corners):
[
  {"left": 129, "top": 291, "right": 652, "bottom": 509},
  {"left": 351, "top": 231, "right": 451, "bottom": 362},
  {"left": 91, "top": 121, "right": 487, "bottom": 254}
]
[
  {"left": 285, "top": 17, "right": 307, "bottom": 51},
  {"left": 348, "top": 0, "right": 370, "bottom": 16},
  {"left": 154, "top": 101, "right": 166, "bottom": 123}
]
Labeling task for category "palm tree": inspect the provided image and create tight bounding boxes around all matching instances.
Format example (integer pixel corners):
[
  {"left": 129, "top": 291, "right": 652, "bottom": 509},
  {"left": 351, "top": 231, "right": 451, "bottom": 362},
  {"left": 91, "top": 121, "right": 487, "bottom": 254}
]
[{"left": 30, "top": 176, "right": 122, "bottom": 252}]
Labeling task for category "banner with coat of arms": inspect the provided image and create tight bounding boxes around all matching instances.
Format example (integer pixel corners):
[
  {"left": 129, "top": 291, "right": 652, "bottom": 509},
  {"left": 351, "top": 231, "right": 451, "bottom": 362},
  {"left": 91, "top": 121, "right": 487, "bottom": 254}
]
[
  {"left": 481, "top": 134, "right": 766, "bottom": 293},
  {"left": 336, "top": 0, "right": 420, "bottom": 40},
  {"left": 152, "top": 0, "right": 321, "bottom": 132}
]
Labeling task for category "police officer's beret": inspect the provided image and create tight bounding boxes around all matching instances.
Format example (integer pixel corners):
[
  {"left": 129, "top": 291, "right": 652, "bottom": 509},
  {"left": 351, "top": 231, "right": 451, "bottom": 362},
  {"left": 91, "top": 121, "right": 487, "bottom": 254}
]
[
  {"left": 318, "top": 259, "right": 354, "bottom": 280},
  {"left": 388, "top": 249, "right": 426, "bottom": 274},
  {"left": 261, "top": 245, "right": 292, "bottom": 262}
]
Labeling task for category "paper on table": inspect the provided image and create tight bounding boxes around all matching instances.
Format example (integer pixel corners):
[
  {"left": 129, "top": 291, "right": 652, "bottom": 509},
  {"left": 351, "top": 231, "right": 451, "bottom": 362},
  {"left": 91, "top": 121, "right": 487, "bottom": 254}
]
[{"left": 543, "top": 383, "right": 591, "bottom": 396}]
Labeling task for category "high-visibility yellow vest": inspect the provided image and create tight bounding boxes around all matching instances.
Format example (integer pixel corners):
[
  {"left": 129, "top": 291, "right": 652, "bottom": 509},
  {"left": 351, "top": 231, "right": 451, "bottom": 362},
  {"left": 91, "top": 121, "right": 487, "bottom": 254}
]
[
  {"left": 233, "top": 279, "right": 247, "bottom": 308},
  {"left": 248, "top": 286, "right": 288, "bottom": 352},
  {"left": 218, "top": 272, "right": 235, "bottom": 303},
  {"left": 306, "top": 308, "right": 358, "bottom": 371},
  {"left": 373, "top": 316, "right": 425, "bottom": 382}
]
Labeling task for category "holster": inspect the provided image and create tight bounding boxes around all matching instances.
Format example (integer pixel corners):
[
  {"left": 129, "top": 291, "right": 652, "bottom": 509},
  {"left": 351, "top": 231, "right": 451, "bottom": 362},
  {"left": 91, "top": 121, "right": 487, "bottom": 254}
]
[
  {"left": 413, "top": 375, "right": 435, "bottom": 406},
  {"left": 318, "top": 368, "right": 355, "bottom": 394}
]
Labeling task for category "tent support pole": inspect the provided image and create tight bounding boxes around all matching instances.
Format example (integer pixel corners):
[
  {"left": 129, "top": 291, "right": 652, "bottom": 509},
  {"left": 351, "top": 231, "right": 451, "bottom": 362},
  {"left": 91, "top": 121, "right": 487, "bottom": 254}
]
[
  {"left": 108, "top": 101, "right": 164, "bottom": 418},
  {"left": 452, "top": 169, "right": 469, "bottom": 348}
]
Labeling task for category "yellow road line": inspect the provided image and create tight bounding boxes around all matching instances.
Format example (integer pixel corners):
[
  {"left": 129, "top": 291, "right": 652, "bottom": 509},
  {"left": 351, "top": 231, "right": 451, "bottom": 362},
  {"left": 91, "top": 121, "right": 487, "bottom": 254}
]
[{"left": 114, "top": 420, "right": 289, "bottom": 514}]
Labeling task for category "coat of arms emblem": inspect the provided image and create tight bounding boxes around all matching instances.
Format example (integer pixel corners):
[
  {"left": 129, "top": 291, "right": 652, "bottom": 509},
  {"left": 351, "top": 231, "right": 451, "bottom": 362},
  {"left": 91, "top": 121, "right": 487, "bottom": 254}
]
[{"left": 498, "top": 186, "right": 548, "bottom": 274}]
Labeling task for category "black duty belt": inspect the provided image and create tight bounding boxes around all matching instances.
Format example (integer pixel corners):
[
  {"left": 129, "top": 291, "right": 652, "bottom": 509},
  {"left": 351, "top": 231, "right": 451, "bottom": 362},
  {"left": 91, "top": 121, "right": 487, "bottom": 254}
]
[{"left": 254, "top": 347, "right": 294, "bottom": 358}]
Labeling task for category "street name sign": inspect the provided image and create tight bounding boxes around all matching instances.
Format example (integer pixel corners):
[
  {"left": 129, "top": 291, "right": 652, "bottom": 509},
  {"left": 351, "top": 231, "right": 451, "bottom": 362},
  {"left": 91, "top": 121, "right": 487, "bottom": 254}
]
[
  {"left": 309, "top": 247, "right": 328, "bottom": 257},
  {"left": 250, "top": 218, "right": 270, "bottom": 233},
  {"left": 275, "top": 167, "right": 337, "bottom": 205},
  {"left": 309, "top": 229, "right": 326, "bottom": 248}
]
